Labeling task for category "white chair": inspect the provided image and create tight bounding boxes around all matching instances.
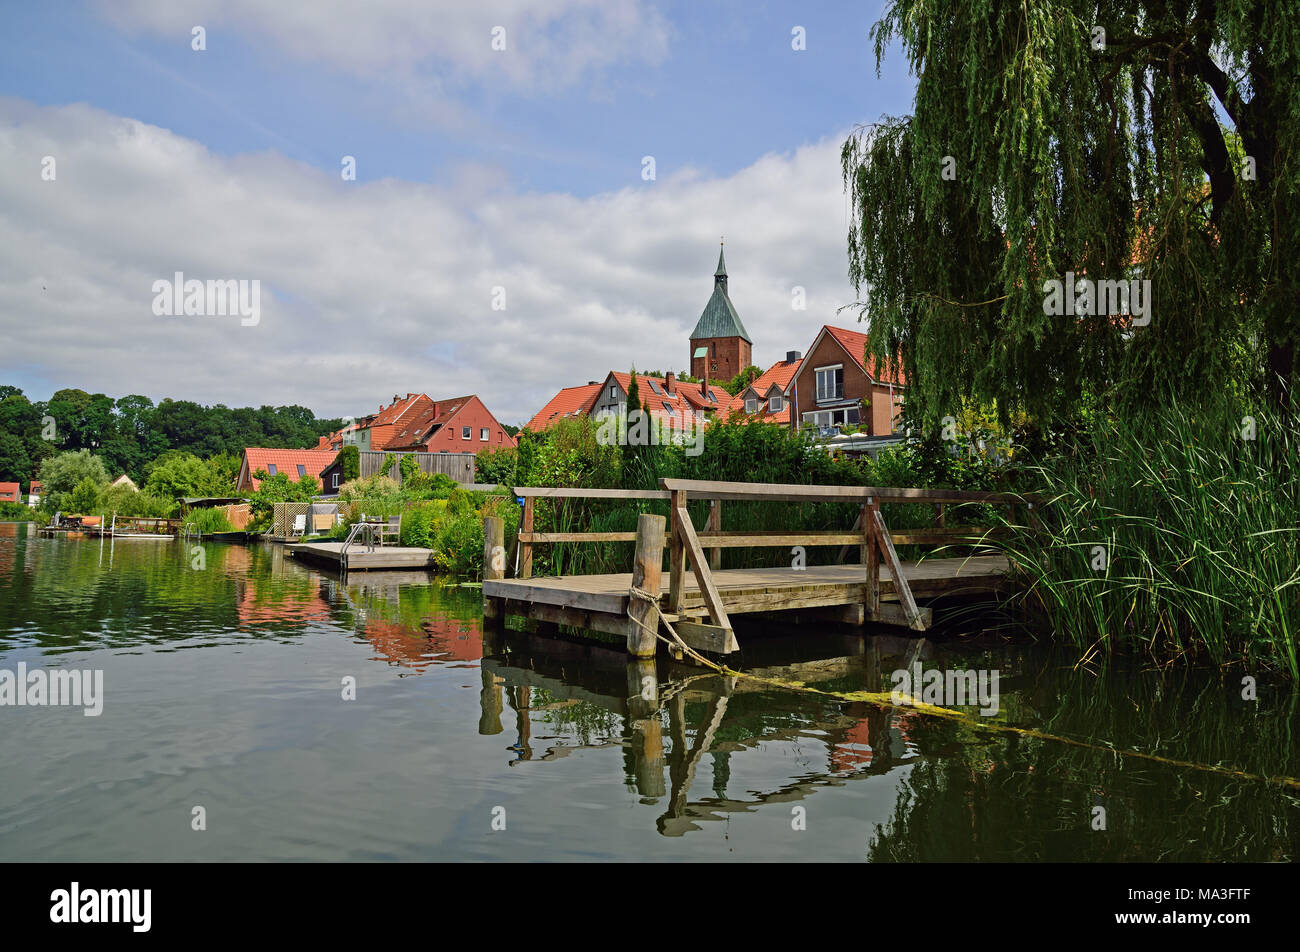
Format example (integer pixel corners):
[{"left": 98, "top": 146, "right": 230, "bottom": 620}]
[{"left": 292, "top": 513, "right": 307, "bottom": 537}]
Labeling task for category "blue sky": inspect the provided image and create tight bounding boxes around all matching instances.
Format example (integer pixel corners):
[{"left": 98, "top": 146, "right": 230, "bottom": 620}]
[{"left": 0, "top": 1, "right": 919, "bottom": 422}]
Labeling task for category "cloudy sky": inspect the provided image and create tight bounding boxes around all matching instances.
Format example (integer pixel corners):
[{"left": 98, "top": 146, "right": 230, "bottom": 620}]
[{"left": 1, "top": 1, "right": 915, "bottom": 425}]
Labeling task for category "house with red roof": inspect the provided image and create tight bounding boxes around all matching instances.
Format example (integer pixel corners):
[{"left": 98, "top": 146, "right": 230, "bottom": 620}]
[
  {"left": 784, "top": 325, "right": 906, "bottom": 436},
  {"left": 315, "top": 392, "right": 435, "bottom": 453},
  {"left": 0, "top": 482, "right": 19, "bottom": 504},
  {"left": 524, "top": 383, "right": 603, "bottom": 432},
  {"left": 725, "top": 351, "right": 803, "bottom": 425},
  {"left": 384, "top": 395, "right": 516, "bottom": 453},
  {"left": 236, "top": 448, "right": 336, "bottom": 492},
  {"left": 27, "top": 480, "right": 41, "bottom": 506}
]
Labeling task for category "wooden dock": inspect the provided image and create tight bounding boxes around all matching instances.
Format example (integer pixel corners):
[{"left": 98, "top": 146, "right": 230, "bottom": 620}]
[
  {"left": 287, "top": 541, "right": 437, "bottom": 570},
  {"left": 482, "top": 478, "right": 1032, "bottom": 657}
]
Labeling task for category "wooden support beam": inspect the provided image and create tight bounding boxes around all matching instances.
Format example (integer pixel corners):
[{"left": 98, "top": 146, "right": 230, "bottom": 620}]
[
  {"left": 707, "top": 498, "right": 722, "bottom": 571},
  {"left": 673, "top": 620, "right": 739, "bottom": 654},
  {"left": 870, "top": 506, "right": 925, "bottom": 630},
  {"left": 627, "top": 513, "right": 666, "bottom": 656},
  {"left": 866, "top": 499, "right": 879, "bottom": 616},
  {"left": 519, "top": 496, "right": 535, "bottom": 579},
  {"left": 674, "top": 505, "right": 734, "bottom": 636},
  {"left": 668, "top": 490, "right": 686, "bottom": 613}
]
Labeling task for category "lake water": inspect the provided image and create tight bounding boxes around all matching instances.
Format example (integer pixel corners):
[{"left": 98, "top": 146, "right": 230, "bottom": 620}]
[{"left": 1, "top": 521, "right": 1295, "bottom": 862}]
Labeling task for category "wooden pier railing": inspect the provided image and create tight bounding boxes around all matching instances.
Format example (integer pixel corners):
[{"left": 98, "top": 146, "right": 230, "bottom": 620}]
[{"left": 488, "top": 479, "right": 1035, "bottom": 656}]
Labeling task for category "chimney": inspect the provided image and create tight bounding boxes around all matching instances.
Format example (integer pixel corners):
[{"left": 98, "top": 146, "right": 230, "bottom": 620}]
[
  {"left": 393, "top": 394, "right": 401, "bottom": 404},
  {"left": 786, "top": 350, "right": 801, "bottom": 363},
  {"left": 664, "top": 372, "right": 674, "bottom": 394},
  {"left": 701, "top": 372, "right": 708, "bottom": 398}
]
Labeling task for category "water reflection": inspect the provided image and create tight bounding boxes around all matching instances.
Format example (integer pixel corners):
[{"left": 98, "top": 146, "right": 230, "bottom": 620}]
[{"left": 1, "top": 523, "right": 1296, "bottom": 862}]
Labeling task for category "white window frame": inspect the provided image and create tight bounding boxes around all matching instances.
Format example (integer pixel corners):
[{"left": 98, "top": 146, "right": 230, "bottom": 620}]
[
  {"left": 769, "top": 394, "right": 783, "bottom": 413},
  {"left": 745, "top": 395, "right": 759, "bottom": 413},
  {"left": 480, "top": 428, "right": 489, "bottom": 441},
  {"left": 815, "top": 364, "right": 844, "bottom": 402},
  {"left": 461, "top": 426, "right": 471, "bottom": 440}
]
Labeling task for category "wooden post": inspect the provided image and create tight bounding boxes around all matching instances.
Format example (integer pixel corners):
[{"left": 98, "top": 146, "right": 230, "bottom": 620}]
[
  {"left": 707, "top": 498, "right": 722, "bottom": 570},
  {"left": 865, "top": 497, "right": 880, "bottom": 617},
  {"left": 668, "top": 490, "right": 686, "bottom": 612},
  {"left": 482, "top": 515, "right": 504, "bottom": 626},
  {"left": 519, "top": 497, "right": 534, "bottom": 579},
  {"left": 935, "top": 502, "right": 946, "bottom": 528},
  {"left": 627, "top": 513, "right": 666, "bottom": 656}
]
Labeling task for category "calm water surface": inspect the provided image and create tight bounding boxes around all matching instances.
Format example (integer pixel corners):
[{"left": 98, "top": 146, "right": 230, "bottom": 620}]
[{"left": 1, "top": 522, "right": 1296, "bottom": 861}]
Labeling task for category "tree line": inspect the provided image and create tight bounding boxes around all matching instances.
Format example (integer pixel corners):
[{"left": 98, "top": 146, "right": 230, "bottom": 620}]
[{"left": 0, "top": 385, "right": 344, "bottom": 486}]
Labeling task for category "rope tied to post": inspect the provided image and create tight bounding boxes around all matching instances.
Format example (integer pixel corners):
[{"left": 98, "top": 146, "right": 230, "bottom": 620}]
[{"left": 624, "top": 588, "right": 1300, "bottom": 792}]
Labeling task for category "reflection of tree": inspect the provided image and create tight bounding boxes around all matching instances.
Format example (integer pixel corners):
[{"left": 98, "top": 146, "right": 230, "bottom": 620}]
[{"left": 867, "top": 672, "right": 1300, "bottom": 862}]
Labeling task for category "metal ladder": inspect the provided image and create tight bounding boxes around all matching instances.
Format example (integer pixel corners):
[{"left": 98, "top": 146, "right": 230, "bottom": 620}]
[{"left": 339, "top": 521, "right": 378, "bottom": 571}]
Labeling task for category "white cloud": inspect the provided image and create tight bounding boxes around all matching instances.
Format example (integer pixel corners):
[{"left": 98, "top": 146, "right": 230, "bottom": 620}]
[
  {"left": 94, "top": 0, "right": 672, "bottom": 93},
  {"left": 1, "top": 99, "right": 862, "bottom": 424}
]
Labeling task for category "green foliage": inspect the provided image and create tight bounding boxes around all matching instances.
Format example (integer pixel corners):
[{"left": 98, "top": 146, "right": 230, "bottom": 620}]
[
  {"left": 398, "top": 453, "right": 419, "bottom": 484},
  {"left": 335, "top": 444, "right": 360, "bottom": 481},
  {"left": 99, "top": 483, "right": 174, "bottom": 518},
  {"left": 1000, "top": 396, "right": 1300, "bottom": 677},
  {"left": 721, "top": 365, "right": 763, "bottom": 396},
  {"left": 182, "top": 507, "right": 236, "bottom": 534},
  {"left": 144, "top": 452, "right": 214, "bottom": 499},
  {"left": 0, "top": 500, "right": 33, "bottom": 520},
  {"left": 248, "top": 470, "right": 320, "bottom": 518},
  {"left": 39, "top": 450, "right": 109, "bottom": 512},
  {"left": 845, "top": 0, "right": 1300, "bottom": 421},
  {"left": 0, "top": 384, "right": 341, "bottom": 485},
  {"left": 475, "top": 447, "right": 516, "bottom": 486}
]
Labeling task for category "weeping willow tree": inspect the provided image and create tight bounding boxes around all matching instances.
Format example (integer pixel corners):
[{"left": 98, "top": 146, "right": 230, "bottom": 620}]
[{"left": 843, "top": 0, "right": 1299, "bottom": 425}]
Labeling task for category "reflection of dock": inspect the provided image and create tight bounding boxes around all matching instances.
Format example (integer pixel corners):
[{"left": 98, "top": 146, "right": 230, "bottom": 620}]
[
  {"left": 479, "top": 628, "right": 927, "bottom": 836},
  {"left": 484, "top": 479, "right": 1028, "bottom": 655},
  {"left": 287, "top": 541, "right": 437, "bottom": 570}
]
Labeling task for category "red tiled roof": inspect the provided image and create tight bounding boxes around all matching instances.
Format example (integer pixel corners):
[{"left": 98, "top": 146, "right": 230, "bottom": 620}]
[
  {"left": 387, "top": 396, "right": 472, "bottom": 447},
  {"left": 725, "top": 357, "right": 802, "bottom": 423},
  {"left": 525, "top": 384, "right": 602, "bottom": 432},
  {"left": 607, "top": 372, "right": 725, "bottom": 430},
  {"left": 0, "top": 482, "right": 19, "bottom": 500},
  {"left": 240, "top": 448, "right": 335, "bottom": 491},
  {"left": 824, "top": 326, "right": 907, "bottom": 386}
]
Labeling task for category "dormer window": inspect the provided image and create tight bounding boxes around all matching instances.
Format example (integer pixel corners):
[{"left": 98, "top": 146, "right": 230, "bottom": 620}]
[
  {"left": 769, "top": 394, "right": 783, "bottom": 413},
  {"left": 744, "top": 395, "right": 759, "bottom": 413}
]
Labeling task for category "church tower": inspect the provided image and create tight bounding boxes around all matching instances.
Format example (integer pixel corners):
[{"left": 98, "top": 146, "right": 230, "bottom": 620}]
[{"left": 689, "top": 243, "right": 752, "bottom": 382}]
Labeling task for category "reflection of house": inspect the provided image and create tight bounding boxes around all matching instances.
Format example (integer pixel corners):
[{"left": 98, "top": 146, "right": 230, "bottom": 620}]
[
  {"left": 236, "top": 448, "right": 335, "bottom": 492},
  {"left": 725, "top": 352, "right": 802, "bottom": 424},
  {"left": 361, "top": 612, "right": 483, "bottom": 670},
  {"left": 0, "top": 482, "right": 19, "bottom": 503},
  {"left": 785, "top": 325, "right": 906, "bottom": 436}
]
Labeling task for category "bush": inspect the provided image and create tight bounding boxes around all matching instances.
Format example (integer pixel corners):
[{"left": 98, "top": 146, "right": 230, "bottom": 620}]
[
  {"left": 476, "top": 447, "right": 517, "bottom": 486},
  {"left": 0, "top": 501, "right": 33, "bottom": 520},
  {"left": 183, "top": 507, "right": 236, "bottom": 533}
]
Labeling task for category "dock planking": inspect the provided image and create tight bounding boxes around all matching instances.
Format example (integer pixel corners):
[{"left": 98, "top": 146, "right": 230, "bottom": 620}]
[{"left": 288, "top": 541, "right": 438, "bottom": 570}]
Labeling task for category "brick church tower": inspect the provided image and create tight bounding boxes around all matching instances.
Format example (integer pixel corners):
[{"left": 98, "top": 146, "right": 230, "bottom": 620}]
[{"left": 689, "top": 243, "right": 752, "bottom": 382}]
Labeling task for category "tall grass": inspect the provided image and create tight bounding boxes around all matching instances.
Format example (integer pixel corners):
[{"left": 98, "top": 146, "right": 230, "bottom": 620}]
[{"left": 998, "top": 399, "right": 1300, "bottom": 678}]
